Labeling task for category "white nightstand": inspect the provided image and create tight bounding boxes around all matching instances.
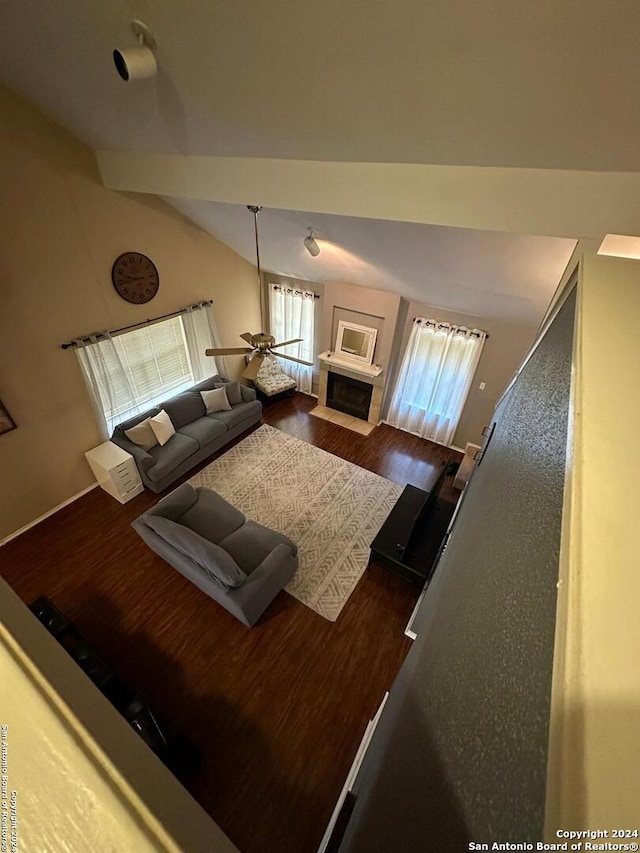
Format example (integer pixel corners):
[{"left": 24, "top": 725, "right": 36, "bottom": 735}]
[{"left": 84, "top": 441, "right": 144, "bottom": 504}]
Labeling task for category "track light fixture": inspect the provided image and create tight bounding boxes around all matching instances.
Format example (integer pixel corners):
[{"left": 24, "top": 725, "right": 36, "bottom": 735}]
[{"left": 303, "top": 230, "right": 320, "bottom": 258}]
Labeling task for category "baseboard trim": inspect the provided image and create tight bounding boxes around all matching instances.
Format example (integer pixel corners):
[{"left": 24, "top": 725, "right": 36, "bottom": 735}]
[
  {"left": 0, "top": 483, "right": 99, "bottom": 547},
  {"left": 381, "top": 421, "right": 466, "bottom": 454}
]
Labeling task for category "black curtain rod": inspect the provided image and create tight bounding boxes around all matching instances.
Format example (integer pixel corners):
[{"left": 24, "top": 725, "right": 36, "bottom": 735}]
[
  {"left": 271, "top": 284, "right": 320, "bottom": 299},
  {"left": 412, "top": 317, "right": 489, "bottom": 339},
  {"left": 60, "top": 300, "right": 214, "bottom": 350}
]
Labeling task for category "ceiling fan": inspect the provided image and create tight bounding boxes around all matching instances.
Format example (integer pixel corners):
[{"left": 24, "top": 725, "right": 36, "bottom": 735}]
[
  {"left": 206, "top": 330, "right": 307, "bottom": 381},
  {"left": 205, "top": 205, "right": 306, "bottom": 381}
]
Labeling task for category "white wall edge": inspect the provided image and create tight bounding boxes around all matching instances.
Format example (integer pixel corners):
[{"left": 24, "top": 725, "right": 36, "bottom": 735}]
[
  {"left": 97, "top": 150, "right": 640, "bottom": 241},
  {"left": 404, "top": 586, "right": 428, "bottom": 640},
  {"left": 0, "top": 483, "right": 99, "bottom": 547},
  {"left": 543, "top": 255, "right": 581, "bottom": 838}
]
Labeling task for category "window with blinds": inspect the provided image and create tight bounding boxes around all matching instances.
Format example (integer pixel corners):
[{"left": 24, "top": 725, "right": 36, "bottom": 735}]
[{"left": 94, "top": 316, "right": 194, "bottom": 428}]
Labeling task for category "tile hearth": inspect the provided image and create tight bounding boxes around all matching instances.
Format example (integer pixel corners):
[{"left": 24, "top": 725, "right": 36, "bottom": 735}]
[{"left": 309, "top": 405, "right": 377, "bottom": 436}]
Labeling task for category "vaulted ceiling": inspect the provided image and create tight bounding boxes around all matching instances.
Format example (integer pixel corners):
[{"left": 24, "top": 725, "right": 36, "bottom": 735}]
[
  {"left": 1, "top": 0, "right": 638, "bottom": 170},
  {"left": 166, "top": 199, "right": 574, "bottom": 323},
  {"left": 2, "top": 0, "right": 637, "bottom": 324}
]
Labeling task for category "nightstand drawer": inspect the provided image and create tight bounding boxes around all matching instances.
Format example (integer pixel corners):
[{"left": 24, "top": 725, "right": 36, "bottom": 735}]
[
  {"left": 114, "top": 476, "right": 138, "bottom": 495},
  {"left": 113, "top": 458, "right": 137, "bottom": 478},
  {"left": 121, "top": 482, "right": 144, "bottom": 501},
  {"left": 113, "top": 473, "right": 141, "bottom": 492},
  {"left": 112, "top": 461, "right": 138, "bottom": 484}
]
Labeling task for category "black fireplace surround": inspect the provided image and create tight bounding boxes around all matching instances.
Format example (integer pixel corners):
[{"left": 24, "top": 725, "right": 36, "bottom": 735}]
[{"left": 326, "top": 371, "right": 373, "bottom": 421}]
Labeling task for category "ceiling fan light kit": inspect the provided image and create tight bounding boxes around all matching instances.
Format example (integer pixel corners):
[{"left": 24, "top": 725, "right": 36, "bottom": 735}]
[
  {"left": 304, "top": 230, "right": 320, "bottom": 257},
  {"left": 113, "top": 20, "right": 157, "bottom": 82}
]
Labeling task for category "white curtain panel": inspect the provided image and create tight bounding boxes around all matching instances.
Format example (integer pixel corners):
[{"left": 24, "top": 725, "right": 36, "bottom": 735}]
[
  {"left": 387, "top": 319, "right": 486, "bottom": 446},
  {"left": 75, "top": 332, "right": 141, "bottom": 439},
  {"left": 182, "top": 302, "right": 226, "bottom": 380},
  {"left": 269, "top": 285, "right": 315, "bottom": 394}
]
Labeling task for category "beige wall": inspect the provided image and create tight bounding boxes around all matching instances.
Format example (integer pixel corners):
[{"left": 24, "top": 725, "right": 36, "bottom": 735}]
[
  {"left": 320, "top": 282, "right": 401, "bottom": 370},
  {"left": 0, "top": 84, "right": 260, "bottom": 541},
  {"left": 392, "top": 301, "right": 538, "bottom": 448}
]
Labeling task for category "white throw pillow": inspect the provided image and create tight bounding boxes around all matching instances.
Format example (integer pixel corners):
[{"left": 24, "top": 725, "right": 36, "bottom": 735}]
[
  {"left": 201, "top": 386, "right": 232, "bottom": 415},
  {"left": 124, "top": 417, "right": 158, "bottom": 451},
  {"left": 149, "top": 409, "right": 176, "bottom": 446}
]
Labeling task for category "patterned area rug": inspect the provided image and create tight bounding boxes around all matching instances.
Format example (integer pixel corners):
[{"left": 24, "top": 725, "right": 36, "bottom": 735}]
[{"left": 190, "top": 424, "right": 402, "bottom": 621}]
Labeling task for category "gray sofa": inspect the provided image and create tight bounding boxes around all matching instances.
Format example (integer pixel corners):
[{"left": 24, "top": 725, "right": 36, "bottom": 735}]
[
  {"left": 132, "top": 483, "right": 298, "bottom": 627},
  {"left": 111, "top": 375, "right": 262, "bottom": 493}
]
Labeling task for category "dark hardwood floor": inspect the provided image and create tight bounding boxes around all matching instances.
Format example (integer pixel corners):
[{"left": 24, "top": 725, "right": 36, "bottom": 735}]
[{"left": 0, "top": 393, "right": 460, "bottom": 853}]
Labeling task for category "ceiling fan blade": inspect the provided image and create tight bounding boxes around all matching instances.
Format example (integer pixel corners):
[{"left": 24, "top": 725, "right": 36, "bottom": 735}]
[
  {"left": 206, "top": 347, "right": 253, "bottom": 356},
  {"left": 242, "top": 355, "right": 264, "bottom": 381},
  {"left": 276, "top": 353, "right": 312, "bottom": 366},
  {"left": 271, "top": 338, "right": 303, "bottom": 349},
  {"left": 239, "top": 332, "right": 255, "bottom": 345}
]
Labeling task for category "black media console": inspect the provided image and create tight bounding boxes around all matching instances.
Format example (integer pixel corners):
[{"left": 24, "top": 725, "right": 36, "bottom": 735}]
[{"left": 369, "top": 461, "right": 456, "bottom": 584}]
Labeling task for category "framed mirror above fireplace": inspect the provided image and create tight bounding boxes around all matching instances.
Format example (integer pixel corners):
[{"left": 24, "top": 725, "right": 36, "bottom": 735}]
[{"left": 335, "top": 321, "right": 378, "bottom": 365}]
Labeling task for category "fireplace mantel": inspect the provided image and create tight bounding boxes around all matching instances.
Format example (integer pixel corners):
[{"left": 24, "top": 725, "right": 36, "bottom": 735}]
[
  {"left": 317, "top": 350, "right": 383, "bottom": 379},
  {"left": 317, "top": 351, "right": 385, "bottom": 425}
]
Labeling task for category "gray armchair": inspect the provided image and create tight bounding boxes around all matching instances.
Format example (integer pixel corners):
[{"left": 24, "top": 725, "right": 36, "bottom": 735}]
[{"left": 132, "top": 483, "right": 298, "bottom": 627}]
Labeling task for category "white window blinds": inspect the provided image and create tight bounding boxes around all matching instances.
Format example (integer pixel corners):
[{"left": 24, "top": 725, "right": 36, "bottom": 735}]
[
  {"left": 111, "top": 317, "right": 193, "bottom": 411},
  {"left": 75, "top": 303, "right": 220, "bottom": 436}
]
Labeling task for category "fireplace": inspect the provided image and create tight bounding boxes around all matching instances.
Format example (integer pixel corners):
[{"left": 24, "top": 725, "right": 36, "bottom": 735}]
[
  {"left": 327, "top": 372, "right": 373, "bottom": 421},
  {"left": 317, "top": 351, "right": 385, "bottom": 427}
]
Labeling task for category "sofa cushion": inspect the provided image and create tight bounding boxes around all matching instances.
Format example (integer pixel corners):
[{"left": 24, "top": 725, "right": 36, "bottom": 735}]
[
  {"left": 201, "top": 386, "right": 231, "bottom": 415},
  {"left": 145, "top": 482, "right": 200, "bottom": 522},
  {"left": 177, "top": 416, "right": 227, "bottom": 448},
  {"left": 145, "top": 515, "right": 247, "bottom": 588},
  {"left": 215, "top": 380, "right": 243, "bottom": 406},
  {"left": 239, "top": 384, "right": 257, "bottom": 403},
  {"left": 208, "top": 400, "right": 262, "bottom": 431},
  {"left": 162, "top": 391, "right": 206, "bottom": 430},
  {"left": 149, "top": 409, "right": 176, "bottom": 446},
  {"left": 220, "top": 520, "right": 297, "bottom": 573},
  {"left": 124, "top": 417, "right": 158, "bottom": 450},
  {"left": 147, "top": 433, "right": 199, "bottom": 482},
  {"left": 191, "top": 374, "right": 225, "bottom": 394},
  {"left": 180, "top": 487, "right": 246, "bottom": 544},
  {"left": 113, "top": 407, "right": 160, "bottom": 441}
]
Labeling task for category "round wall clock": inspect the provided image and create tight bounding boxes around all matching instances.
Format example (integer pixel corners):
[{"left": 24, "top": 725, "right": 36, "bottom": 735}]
[{"left": 111, "top": 252, "right": 159, "bottom": 304}]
